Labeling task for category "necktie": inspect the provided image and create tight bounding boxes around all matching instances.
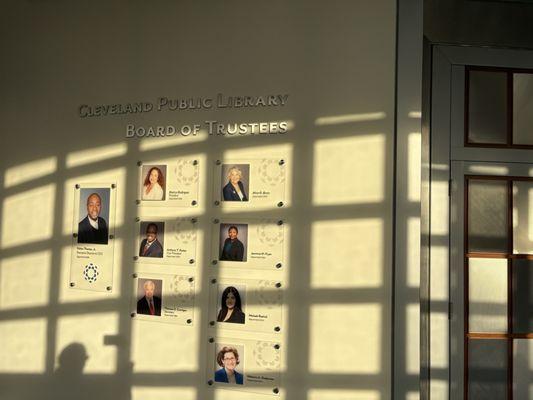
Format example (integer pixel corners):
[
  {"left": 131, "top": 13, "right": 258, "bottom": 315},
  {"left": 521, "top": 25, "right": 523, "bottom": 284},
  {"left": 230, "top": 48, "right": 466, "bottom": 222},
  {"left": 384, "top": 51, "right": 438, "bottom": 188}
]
[
  {"left": 149, "top": 299, "right": 155, "bottom": 315},
  {"left": 142, "top": 243, "right": 150, "bottom": 256}
]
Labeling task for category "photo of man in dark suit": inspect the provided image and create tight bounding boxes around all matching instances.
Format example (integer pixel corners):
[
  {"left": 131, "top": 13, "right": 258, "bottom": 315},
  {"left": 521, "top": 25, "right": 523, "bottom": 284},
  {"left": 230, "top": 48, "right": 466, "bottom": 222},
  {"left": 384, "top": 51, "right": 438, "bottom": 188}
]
[
  {"left": 136, "top": 280, "right": 162, "bottom": 316},
  {"left": 78, "top": 192, "right": 109, "bottom": 245},
  {"left": 139, "top": 223, "right": 164, "bottom": 258}
]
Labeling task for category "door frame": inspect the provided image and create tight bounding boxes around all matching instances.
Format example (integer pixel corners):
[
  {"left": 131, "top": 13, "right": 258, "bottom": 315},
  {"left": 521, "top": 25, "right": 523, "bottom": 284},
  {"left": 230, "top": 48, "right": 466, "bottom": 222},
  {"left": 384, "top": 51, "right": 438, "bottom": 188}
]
[{"left": 422, "top": 44, "right": 533, "bottom": 400}]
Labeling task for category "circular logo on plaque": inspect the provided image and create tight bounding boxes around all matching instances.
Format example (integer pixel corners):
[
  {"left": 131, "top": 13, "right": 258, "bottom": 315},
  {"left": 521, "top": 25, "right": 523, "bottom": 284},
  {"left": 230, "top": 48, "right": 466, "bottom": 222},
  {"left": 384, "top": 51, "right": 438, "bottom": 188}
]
[
  {"left": 171, "top": 219, "right": 196, "bottom": 244},
  {"left": 253, "top": 341, "right": 281, "bottom": 370},
  {"left": 83, "top": 263, "right": 99, "bottom": 283},
  {"left": 174, "top": 160, "right": 199, "bottom": 186},
  {"left": 258, "top": 159, "right": 285, "bottom": 187},
  {"left": 256, "top": 222, "right": 284, "bottom": 247},
  {"left": 169, "top": 275, "right": 194, "bottom": 303},
  {"left": 255, "top": 280, "right": 282, "bottom": 309}
]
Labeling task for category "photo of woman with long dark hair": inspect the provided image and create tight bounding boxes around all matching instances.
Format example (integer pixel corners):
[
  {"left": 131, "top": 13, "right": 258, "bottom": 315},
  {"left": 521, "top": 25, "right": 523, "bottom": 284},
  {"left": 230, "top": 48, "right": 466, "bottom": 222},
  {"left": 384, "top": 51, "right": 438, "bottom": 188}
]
[
  {"left": 142, "top": 166, "right": 165, "bottom": 201},
  {"left": 217, "top": 286, "right": 245, "bottom": 324}
]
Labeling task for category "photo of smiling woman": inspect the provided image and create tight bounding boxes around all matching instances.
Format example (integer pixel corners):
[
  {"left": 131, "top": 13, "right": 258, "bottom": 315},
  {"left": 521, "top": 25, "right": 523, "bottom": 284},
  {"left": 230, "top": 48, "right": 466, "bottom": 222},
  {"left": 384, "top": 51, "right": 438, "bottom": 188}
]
[
  {"left": 214, "top": 346, "right": 244, "bottom": 385},
  {"left": 141, "top": 165, "right": 166, "bottom": 201},
  {"left": 222, "top": 165, "right": 249, "bottom": 202},
  {"left": 219, "top": 224, "right": 247, "bottom": 262},
  {"left": 217, "top": 286, "right": 245, "bottom": 324}
]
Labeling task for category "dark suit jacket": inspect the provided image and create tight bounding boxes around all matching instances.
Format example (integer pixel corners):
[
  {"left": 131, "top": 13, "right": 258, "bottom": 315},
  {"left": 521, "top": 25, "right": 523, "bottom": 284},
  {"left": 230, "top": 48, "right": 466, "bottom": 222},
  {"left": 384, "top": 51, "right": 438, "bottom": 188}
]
[
  {"left": 220, "top": 238, "right": 244, "bottom": 261},
  {"left": 136, "top": 296, "right": 162, "bottom": 316},
  {"left": 214, "top": 368, "right": 243, "bottom": 385},
  {"left": 78, "top": 216, "right": 108, "bottom": 245},
  {"left": 139, "top": 238, "right": 163, "bottom": 258},
  {"left": 217, "top": 307, "right": 245, "bottom": 324},
  {"left": 222, "top": 181, "right": 248, "bottom": 201}
]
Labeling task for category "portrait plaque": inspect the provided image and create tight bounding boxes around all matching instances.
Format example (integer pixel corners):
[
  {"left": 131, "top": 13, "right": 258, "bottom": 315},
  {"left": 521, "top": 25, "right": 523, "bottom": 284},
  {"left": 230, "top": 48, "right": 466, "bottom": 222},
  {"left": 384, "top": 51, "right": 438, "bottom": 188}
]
[
  {"left": 132, "top": 272, "right": 195, "bottom": 325},
  {"left": 207, "top": 337, "right": 282, "bottom": 395},
  {"left": 135, "top": 217, "right": 197, "bottom": 266},
  {"left": 213, "top": 158, "right": 287, "bottom": 208},
  {"left": 69, "top": 183, "right": 116, "bottom": 292},
  {"left": 212, "top": 219, "right": 286, "bottom": 269},
  {"left": 138, "top": 157, "right": 199, "bottom": 207},
  {"left": 209, "top": 278, "right": 283, "bottom": 334}
]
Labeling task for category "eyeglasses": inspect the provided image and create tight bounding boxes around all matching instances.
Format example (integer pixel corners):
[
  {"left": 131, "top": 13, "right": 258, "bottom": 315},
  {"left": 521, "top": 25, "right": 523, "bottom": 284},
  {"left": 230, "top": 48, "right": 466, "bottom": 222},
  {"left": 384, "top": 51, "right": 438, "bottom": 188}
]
[{"left": 223, "top": 356, "right": 236, "bottom": 361}]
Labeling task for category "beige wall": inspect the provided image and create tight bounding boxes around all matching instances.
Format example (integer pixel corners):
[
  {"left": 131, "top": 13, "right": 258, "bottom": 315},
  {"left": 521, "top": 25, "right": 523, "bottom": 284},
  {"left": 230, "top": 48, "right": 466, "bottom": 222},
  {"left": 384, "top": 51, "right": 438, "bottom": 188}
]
[{"left": 0, "top": 1, "right": 415, "bottom": 399}]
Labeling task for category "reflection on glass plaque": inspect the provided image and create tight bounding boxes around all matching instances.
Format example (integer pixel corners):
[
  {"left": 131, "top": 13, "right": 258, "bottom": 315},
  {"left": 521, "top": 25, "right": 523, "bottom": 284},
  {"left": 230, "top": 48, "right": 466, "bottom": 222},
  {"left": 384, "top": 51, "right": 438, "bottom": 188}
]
[
  {"left": 135, "top": 217, "right": 197, "bottom": 266},
  {"left": 512, "top": 259, "right": 533, "bottom": 333},
  {"left": 213, "top": 219, "right": 286, "bottom": 269},
  {"left": 468, "top": 70, "right": 508, "bottom": 144},
  {"left": 214, "top": 159, "right": 287, "bottom": 208},
  {"left": 208, "top": 337, "right": 281, "bottom": 395},
  {"left": 69, "top": 183, "right": 117, "bottom": 292},
  {"left": 468, "top": 339, "right": 507, "bottom": 400},
  {"left": 468, "top": 179, "right": 508, "bottom": 253},
  {"left": 138, "top": 157, "right": 199, "bottom": 207},
  {"left": 132, "top": 272, "right": 195, "bottom": 325},
  {"left": 468, "top": 258, "right": 508, "bottom": 333},
  {"left": 512, "top": 181, "right": 533, "bottom": 254},
  {"left": 513, "top": 73, "right": 533, "bottom": 145},
  {"left": 209, "top": 278, "right": 283, "bottom": 334}
]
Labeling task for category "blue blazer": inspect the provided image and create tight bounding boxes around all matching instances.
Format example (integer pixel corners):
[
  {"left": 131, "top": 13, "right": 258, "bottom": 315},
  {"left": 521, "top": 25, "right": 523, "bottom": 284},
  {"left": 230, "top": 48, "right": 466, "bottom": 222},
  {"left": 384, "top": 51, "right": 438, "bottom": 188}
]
[
  {"left": 214, "top": 368, "right": 243, "bottom": 385},
  {"left": 222, "top": 181, "right": 248, "bottom": 201}
]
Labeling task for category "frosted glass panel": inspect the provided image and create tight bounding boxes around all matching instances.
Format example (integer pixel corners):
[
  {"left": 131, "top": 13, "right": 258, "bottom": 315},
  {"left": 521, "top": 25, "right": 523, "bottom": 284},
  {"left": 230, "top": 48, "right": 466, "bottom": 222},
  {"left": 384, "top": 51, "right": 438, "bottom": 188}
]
[
  {"left": 469, "top": 258, "right": 508, "bottom": 333},
  {"left": 513, "top": 259, "right": 533, "bottom": 333},
  {"left": 513, "top": 73, "right": 533, "bottom": 145},
  {"left": 468, "top": 71, "right": 508, "bottom": 144},
  {"left": 468, "top": 339, "right": 508, "bottom": 400},
  {"left": 513, "top": 339, "right": 533, "bottom": 400},
  {"left": 468, "top": 179, "right": 508, "bottom": 253},
  {"left": 513, "top": 181, "right": 533, "bottom": 254}
]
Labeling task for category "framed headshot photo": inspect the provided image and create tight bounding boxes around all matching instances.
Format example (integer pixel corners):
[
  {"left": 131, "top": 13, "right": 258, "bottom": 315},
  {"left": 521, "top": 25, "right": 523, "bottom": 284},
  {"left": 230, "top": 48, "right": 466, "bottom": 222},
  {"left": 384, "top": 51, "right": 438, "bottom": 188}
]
[
  {"left": 216, "top": 284, "right": 246, "bottom": 325},
  {"left": 140, "top": 164, "right": 167, "bottom": 201},
  {"left": 214, "top": 343, "right": 245, "bottom": 385},
  {"left": 77, "top": 188, "right": 111, "bottom": 245},
  {"left": 219, "top": 223, "right": 248, "bottom": 262},
  {"left": 221, "top": 164, "right": 250, "bottom": 202},
  {"left": 136, "top": 278, "right": 163, "bottom": 317},
  {"left": 138, "top": 221, "right": 165, "bottom": 258}
]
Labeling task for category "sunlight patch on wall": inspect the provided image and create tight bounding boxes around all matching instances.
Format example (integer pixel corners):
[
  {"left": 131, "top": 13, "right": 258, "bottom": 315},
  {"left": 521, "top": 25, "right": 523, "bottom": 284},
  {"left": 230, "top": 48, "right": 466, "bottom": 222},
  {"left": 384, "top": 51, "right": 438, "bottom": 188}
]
[
  {"left": 132, "top": 386, "right": 196, "bottom": 400},
  {"left": 313, "top": 135, "right": 385, "bottom": 205},
  {"left": 311, "top": 219, "right": 383, "bottom": 288},
  {"left": 1, "top": 184, "right": 55, "bottom": 249},
  {"left": 139, "top": 129, "right": 208, "bottom": 151},
  {"left": 431, "top": 181, "right": 448, "bottom": 235},
  {"left": 406, "top": 304, "right": 420, "bottom": 374},
  {"left": 0, "top": 318, "right": 46, "bottom": 372},
  {"left": 408, "top": 132, "right": 421, "bottom": 202},
  {"left": 408, "top": 111, "right": 421, "bottom": 119},
  {"left": 310, "top": 304, "right": 381, "bottom": 373},
  {"left": 315, "top": 112, "right": 386, "bottom": 126},
  {"left": 430, "top": 246, "right": 448, "bottom": 301},
  {"left": 56, "top": 312, "right": 118, "bottom": 373},
  {"left": 221, "top": 120, "right": 295, "bottom": 138},
  {"left": 0, "top": 250, "right": 51, "bottom": 309},
  {"left": 407, "top": 217, "right": 420, "bottom": 288},
  {"left": 4, "top": 156, "right": 57, "bottom": 188},
  {"left": 430, "top": 312, "right": 448, "bottom": 369},
  {"left": 406, "top": 391, "right": 420, "bottom": 400},
  {"left": 132, "top": 319, "right": 198, "bottom": 372},
  {"left": 308, "top": 389, "right": 381, "bottom": 400},
  {"left": 430, "top": 379, "right": 448, "bottom": 400},
  {"left": 66, "top": 143, "right": 127, "bottom": 168}
]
